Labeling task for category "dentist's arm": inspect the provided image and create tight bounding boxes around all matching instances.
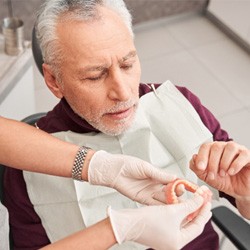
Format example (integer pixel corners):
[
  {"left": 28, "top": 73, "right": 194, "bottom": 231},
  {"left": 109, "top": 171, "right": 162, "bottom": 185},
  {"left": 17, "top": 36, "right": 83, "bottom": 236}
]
[
  {"left": 0, "top": 117, "right": 211, "bottom": 249},
  {"left": 0, "top": 116, "right": 81, "bottom": 177},
  {"left": 0, "top": 116, "right": 175, "bottom": 205},
  {"left": 42, "top": 195, "right": 211, "bottom": 250}
]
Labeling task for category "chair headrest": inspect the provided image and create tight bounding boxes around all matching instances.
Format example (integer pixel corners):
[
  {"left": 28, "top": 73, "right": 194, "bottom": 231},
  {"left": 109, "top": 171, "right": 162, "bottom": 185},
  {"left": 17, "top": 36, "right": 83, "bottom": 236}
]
[{"left": 31, "top": 27, "right": 44, "bottom": 76}]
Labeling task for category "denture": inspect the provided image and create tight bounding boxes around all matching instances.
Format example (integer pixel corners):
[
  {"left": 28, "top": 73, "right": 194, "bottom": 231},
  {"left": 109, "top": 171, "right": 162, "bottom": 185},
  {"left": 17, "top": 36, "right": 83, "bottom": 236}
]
[{"left": 165, "top": 179, "right": 212, "bottom": 221}]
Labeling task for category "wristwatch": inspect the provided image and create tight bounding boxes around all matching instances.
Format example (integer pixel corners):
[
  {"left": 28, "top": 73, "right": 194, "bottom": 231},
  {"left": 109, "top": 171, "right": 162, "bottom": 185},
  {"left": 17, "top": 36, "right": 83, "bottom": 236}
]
[{"left": 72, "top": 146, "right": 91, "bottom": 181}]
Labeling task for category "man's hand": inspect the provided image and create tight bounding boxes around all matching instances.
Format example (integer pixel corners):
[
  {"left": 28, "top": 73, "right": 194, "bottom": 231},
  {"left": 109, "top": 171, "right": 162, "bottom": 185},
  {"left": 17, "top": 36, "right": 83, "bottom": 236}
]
[
  {"left": 87, "top": 150, "right": 176, "bottom": 205},
  {"left": 190, "top": 141, "right": 250, "bottom": 218}
]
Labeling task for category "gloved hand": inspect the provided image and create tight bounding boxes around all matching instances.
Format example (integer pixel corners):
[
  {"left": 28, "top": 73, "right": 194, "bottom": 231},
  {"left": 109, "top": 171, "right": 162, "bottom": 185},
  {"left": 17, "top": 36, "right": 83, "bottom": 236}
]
[
  {"left": 88, "top": 150, "right": 176, "bottom": 205},
  {"left": 107, "top": 195, "right": 212, "bottom": 250}
]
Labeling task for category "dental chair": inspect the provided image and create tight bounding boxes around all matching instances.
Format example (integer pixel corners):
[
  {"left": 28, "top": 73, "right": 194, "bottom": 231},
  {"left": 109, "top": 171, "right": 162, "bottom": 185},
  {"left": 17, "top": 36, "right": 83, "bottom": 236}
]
[{"left": 212, "top": 206, "right": 250, "bottom": 250}]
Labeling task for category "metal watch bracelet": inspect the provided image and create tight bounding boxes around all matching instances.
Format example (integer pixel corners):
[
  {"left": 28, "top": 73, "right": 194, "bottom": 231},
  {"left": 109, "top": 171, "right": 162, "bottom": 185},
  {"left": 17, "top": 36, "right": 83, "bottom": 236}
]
[{"left": 72, "top": 146, "right": 91, "bottom": 181}]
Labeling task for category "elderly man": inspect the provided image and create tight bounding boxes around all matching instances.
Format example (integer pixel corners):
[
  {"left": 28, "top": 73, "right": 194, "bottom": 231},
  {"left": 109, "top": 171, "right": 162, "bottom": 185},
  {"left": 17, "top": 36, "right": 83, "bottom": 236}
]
[{"left": 4, "top": 0, "right": 250, "bottom": 250}]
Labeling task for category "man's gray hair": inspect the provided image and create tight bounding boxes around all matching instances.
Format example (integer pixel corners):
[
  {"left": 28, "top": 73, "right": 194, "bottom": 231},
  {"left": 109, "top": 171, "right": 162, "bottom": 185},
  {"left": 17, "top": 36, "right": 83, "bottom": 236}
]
[{"left": 36, "top": 0, "right": 133, "bottom": 74}]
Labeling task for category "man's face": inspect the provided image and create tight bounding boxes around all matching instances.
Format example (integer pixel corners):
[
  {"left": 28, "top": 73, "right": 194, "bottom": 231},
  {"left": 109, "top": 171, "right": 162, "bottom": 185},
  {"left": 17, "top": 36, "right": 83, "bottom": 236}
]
[{"left": 50, "top": 7, "right": 141, "bottom": 135}]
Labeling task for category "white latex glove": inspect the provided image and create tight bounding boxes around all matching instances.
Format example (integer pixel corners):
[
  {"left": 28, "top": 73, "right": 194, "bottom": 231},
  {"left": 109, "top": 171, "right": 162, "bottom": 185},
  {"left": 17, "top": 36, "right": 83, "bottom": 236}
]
[
  {"left": 108, "top": 195, "right": 212, "bottom": 250},
  {"left": 88, "top": 150, "right": 176, "bottom": 205}
]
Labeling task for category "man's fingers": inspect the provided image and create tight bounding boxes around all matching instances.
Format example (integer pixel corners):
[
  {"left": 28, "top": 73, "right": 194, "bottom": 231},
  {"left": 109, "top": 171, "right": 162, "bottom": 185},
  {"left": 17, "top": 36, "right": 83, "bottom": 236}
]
[
  {"left": 219, "top": 142, "right": 238, "bottom": 176},
  {"left": 208, "top": 142, "right": 226, "bottom": 178},
  {"left": 194, "top": 143, "right": 211, "bottom": 171},
  {"left": 193, "top": 141, "right": 250, "bottom": 178},
  {"left": 228, "top": 148, "right": 250, "bottom": 175}
]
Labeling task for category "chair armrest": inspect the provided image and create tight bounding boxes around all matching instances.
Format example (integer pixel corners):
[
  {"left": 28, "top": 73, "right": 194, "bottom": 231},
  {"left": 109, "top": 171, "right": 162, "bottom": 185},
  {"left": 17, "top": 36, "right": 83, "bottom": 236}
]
[{"left": 212, "top": 206, "right": 250, "bottom": 250}]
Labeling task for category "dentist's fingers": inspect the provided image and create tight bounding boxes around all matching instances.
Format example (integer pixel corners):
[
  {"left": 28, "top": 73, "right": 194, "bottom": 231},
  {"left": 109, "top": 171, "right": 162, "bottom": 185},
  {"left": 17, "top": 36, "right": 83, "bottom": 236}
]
[
  {"left": 152, "top": 191, "right": 166, "bottom": 204},
  {"left": 153, "top": 184, "right": 186, "bottom": 205},
  {"left": 181, "top": 202, "right": 212, "bottom": 245},
  {"left": 179, "top": 195, "right": 204, "bottom": 217}
]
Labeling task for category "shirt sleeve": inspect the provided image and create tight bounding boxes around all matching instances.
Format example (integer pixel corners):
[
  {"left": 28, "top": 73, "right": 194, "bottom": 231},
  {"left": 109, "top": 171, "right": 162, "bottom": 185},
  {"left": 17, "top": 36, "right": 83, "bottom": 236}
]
[{"left": 175, "top": 85, "right": 232, "bottom": 142}]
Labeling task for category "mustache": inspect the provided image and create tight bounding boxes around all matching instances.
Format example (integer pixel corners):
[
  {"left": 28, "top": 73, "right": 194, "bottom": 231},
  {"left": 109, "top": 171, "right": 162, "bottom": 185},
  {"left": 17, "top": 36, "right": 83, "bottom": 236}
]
[{"left": 105, "top": 99, "right": 138, "bottom": 114}]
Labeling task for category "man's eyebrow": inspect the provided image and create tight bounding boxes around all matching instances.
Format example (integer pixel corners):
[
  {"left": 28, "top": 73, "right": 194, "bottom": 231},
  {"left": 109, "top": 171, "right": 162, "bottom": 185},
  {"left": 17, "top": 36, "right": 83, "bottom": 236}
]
[
  {"left": 121, "top": 50, "right": 137, "bottom": 62},
  {"left": 77, "top": 65, "right": 107, "bottom": 74}
]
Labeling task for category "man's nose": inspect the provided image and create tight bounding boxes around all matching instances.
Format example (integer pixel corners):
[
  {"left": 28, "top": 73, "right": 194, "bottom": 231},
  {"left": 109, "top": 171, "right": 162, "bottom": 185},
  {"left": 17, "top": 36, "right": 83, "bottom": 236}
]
[{"left": 108, "top": 69, "right": 131, "bottom": 101}]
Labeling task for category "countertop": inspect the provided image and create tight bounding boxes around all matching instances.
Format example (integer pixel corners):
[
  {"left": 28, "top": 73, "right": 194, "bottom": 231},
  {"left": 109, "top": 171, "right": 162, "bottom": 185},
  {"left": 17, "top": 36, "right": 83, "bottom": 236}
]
[{"left": 0, "top": 34, "right": 32, "bottom": 105}]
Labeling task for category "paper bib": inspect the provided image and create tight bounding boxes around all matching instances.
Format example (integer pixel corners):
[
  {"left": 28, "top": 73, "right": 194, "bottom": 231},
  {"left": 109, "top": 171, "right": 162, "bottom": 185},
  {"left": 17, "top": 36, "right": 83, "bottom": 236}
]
[{"left": 24, "top": 81, "right": 217, "bottom": 249}]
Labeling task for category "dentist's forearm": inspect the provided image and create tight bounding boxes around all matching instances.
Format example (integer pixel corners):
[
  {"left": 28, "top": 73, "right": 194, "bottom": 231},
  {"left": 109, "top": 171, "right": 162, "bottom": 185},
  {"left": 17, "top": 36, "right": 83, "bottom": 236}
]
[
  {"left": 40, "top": 218, "right": 116, "bottom": 249},
  {"left": 0, "top": 116, "right": 94, "bottom": 179}
]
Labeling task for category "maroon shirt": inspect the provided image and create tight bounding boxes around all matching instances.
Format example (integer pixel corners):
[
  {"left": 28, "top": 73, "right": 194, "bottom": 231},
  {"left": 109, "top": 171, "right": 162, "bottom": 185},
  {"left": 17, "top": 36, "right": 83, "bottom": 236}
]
[{"left": 4, "top": 83, "right": 235, "bottom": 250}]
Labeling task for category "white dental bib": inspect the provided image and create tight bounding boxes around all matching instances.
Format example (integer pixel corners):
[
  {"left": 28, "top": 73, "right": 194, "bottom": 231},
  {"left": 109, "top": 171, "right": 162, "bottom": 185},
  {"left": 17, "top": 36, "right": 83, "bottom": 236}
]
[{"left": 24, "top": 81, "right": 218, "bottom": 249}]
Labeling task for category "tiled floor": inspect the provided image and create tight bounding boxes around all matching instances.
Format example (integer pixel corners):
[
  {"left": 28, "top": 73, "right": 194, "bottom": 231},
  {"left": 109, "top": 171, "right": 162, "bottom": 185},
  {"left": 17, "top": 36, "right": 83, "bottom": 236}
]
[{"left": 33, "top": 12, "right": 250, "bottom": 250}]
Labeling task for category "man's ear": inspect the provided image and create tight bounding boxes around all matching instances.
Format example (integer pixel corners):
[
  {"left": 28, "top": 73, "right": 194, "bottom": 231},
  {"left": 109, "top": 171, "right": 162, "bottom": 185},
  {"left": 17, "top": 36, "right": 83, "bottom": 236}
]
[{"left": 42, "top": 64, "right": 64, "bottom": 99}]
